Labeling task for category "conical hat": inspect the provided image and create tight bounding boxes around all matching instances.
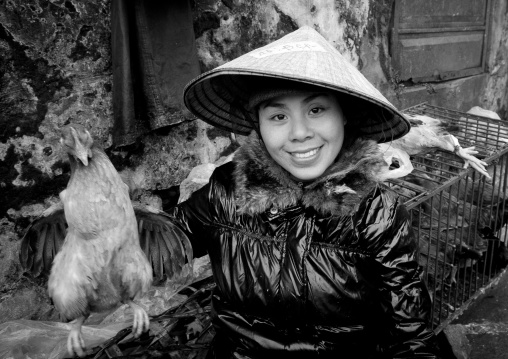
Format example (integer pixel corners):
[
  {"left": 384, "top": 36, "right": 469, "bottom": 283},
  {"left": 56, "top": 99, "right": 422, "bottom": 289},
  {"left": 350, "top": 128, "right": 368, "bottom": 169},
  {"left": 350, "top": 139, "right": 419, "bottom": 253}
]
[{"left": 183, "top": 26, "right": 409, "bottom": 142}]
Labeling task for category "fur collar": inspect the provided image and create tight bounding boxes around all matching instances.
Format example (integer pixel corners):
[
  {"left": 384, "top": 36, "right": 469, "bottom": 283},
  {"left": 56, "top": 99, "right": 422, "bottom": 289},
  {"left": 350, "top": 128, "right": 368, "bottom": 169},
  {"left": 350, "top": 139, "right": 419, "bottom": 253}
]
[{"left": 233, "top": 133, "right": 389, "bottom": 216}]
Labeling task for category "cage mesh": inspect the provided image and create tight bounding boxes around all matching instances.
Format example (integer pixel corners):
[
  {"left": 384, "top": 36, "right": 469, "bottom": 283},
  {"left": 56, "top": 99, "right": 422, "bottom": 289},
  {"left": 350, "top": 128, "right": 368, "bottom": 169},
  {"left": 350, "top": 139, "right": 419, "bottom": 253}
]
[{"left": 389, "top": 103, "right": 508, "bottom": 331}]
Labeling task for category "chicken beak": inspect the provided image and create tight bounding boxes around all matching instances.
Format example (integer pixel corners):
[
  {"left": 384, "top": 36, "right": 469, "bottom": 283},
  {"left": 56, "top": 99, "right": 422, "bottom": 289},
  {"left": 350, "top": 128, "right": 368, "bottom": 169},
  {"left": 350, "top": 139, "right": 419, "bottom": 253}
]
[
  {"left": 74, "top": 144, "right": 91, "bottom": 166},
  {"left": 76, "top": 151, "right": 89, "bottom": 166},
  {"left": 67, "top": 126, "right": 93, "bottom": 166}
]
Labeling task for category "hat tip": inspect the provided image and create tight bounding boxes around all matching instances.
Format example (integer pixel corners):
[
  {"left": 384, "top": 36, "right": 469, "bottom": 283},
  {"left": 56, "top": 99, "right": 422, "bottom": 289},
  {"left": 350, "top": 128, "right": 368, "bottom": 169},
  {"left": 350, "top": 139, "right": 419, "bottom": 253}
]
[{"left": 297, "top": 25, "right": 317, "bottom": 33}]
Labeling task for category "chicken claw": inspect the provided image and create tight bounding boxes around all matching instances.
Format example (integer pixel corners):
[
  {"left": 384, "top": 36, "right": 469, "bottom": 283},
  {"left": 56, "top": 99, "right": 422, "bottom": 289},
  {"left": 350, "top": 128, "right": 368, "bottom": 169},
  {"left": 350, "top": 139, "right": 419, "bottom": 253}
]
[
  {"left": 128, "top": 301, "right": 150, "bottom": 338},
  {"left": 456, "top": 146, "right": 491, "bottom": 179},
  {"left": 67, "top": 316, "right": 86, "bottom": 357}
]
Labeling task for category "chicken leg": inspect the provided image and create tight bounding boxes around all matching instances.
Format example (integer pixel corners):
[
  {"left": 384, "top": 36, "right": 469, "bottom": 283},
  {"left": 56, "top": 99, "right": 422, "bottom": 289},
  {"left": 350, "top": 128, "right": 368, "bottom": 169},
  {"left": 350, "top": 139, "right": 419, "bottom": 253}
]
[
  {"left": 67, "top": 315, "right": 87, "bottom": 357},
  {"left": 128, "top": 300, "right": 150, "bottom": 338}
]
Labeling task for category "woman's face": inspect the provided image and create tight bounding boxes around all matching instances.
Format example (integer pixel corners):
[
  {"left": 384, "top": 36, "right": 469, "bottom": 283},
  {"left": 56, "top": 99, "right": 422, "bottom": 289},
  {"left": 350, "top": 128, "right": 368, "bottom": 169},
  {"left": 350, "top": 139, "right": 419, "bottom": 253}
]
[{"left": 258, "top": 91, "right": 345, "bottom": 182}]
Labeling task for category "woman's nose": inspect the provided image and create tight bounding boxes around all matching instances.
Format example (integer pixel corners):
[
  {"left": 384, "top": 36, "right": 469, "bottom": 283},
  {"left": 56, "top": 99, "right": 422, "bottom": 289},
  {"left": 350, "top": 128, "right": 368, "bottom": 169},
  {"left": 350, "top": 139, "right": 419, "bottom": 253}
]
[{"left": 289, "top": 115, "right": 313, "bottom": 141}]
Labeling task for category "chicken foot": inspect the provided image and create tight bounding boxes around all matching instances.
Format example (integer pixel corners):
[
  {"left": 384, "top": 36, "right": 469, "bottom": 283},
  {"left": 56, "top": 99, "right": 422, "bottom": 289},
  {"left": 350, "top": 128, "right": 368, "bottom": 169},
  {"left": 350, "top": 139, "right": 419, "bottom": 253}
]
[
  {"left": 455, "top": 145, "right": 490, "bottom": 178},
  {"left": 128, "top": 300, "right": 150, "bottom": 338},
  {"left": 67, "top": 315, "right": 87, "bottom": 357},
  {"left": 445, "top": 134, "right": 490, "bottom": 178}
]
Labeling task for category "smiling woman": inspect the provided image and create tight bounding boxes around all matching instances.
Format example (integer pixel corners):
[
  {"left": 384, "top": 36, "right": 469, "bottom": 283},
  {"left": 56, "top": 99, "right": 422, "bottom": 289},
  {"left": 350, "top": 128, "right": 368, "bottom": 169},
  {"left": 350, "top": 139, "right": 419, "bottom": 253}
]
[{"left": 163, "top": 26, "right": 443, "bottom": 358}]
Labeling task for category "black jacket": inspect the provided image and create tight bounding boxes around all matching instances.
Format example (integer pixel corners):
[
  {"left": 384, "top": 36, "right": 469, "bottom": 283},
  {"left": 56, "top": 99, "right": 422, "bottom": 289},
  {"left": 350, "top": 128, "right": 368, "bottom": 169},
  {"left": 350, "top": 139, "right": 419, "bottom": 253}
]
[{"left": 168, "top": 134, "right": 439, "bottom": 358}]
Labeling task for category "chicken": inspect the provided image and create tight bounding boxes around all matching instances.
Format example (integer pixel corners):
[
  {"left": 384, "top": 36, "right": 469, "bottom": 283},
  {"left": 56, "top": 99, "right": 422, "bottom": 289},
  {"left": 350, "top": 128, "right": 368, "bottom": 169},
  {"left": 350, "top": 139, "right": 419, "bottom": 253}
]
[
  {"left": 379, "top": 113, "right": 490, "bottom": 180},
  {"left": 18, "top": 124, "right": 192, "bottom": 357},
  {"left": 48, "top": 124, "right": 152, "bottom": 356},
  {"left": 479, "top": 230, "right": 508, "bottom": 274}
]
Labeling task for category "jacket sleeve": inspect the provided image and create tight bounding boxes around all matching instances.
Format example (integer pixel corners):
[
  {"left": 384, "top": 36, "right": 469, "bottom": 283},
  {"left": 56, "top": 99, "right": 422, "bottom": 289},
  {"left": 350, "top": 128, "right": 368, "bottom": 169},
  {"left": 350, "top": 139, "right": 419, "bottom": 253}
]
[
  {"left": 356, "top": 185, "right": 441, "bottom": 358},
  {"left": 165, "top": 163, "right": 235, "bottom": 258},
  {"left": 166, "top": 184, "right": 211, "bottom": 259}
]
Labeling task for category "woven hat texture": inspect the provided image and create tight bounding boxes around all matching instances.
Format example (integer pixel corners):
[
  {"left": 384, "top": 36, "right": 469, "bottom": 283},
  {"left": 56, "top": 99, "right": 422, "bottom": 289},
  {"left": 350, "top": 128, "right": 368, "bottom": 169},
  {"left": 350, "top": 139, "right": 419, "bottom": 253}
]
[{"left": 183, "top": 26, "right": 409, "bottom": 142}]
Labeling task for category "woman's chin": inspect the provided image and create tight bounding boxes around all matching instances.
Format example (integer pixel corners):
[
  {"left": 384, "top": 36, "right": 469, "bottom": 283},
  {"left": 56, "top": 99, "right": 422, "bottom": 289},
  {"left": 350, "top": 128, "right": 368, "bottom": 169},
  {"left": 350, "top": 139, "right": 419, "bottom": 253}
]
[{"left": 286, "top": 166, "right": 326, "bottom": 182}]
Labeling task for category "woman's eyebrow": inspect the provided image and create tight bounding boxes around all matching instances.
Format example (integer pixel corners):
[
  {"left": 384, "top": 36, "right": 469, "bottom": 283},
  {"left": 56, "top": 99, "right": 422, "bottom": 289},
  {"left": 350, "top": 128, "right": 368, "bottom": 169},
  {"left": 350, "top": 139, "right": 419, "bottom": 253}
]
[
  {"left": 261, "top": 93, "right": 330, "bottom": 110},
  {"left": 260, "top": 101, "right": 287, "bottom": 110},
  {"left": 302, "top": 93, "right": 329, "bottom": 104}
]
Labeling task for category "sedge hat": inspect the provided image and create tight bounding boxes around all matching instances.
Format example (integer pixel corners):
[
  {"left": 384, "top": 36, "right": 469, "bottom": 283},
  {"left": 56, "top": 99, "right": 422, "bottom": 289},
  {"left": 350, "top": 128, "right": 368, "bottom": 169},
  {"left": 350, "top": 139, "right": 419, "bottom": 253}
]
[{"left": 183, "top": 26, "right": 410, "bottom": 142}]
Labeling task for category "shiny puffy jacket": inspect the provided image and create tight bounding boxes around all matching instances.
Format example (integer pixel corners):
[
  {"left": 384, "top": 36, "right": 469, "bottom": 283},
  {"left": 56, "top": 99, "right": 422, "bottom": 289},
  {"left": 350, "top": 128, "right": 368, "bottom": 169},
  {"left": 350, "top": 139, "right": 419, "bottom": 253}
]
[{"left": 168, "top": 135, "right": 439, "bottom": 358}]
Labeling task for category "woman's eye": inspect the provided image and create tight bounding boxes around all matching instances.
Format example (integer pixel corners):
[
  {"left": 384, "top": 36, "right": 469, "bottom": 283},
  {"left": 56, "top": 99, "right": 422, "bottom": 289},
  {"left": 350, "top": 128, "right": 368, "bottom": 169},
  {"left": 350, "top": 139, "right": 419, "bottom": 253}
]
[
  {"left": 270, "top": 114, "right": 287, "bottom": 121},
  {"left": 309, "top": 107, "right": 324, "bottom": 115}
]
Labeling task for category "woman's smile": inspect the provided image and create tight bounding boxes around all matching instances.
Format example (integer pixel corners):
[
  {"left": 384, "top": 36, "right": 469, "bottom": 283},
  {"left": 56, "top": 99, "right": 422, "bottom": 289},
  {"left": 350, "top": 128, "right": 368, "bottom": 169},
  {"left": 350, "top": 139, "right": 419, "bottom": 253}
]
[{"left": 289, "top": 146, "right": 321, "bottom": 159}]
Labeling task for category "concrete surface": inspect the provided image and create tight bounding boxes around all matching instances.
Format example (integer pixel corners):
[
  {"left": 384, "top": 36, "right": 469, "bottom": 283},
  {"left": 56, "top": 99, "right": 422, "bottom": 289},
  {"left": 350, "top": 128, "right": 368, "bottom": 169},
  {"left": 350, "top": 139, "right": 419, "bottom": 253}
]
[{"left": 447, "top": 269, "right": 508, "bottom": 359}]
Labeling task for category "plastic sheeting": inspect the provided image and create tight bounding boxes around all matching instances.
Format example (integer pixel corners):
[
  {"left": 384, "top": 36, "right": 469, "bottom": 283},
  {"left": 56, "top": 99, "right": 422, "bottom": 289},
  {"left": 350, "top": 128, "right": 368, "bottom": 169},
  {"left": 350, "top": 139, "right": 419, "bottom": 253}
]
[
  {"left": 0, "top": 319, "right": 131, "bottom": 359},
  {"left": 1, "top": 256, "right": 213, "bottom": 358}
]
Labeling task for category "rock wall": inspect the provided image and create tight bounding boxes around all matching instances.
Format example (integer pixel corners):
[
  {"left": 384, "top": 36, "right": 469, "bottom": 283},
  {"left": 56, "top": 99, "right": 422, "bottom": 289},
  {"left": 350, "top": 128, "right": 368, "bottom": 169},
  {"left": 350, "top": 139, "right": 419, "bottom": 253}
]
[
  {"left": 483, "top": 0, "right": 508, "bottom": 116},
  {"left": 0, "top": 0, "right": 507, "bottom": 322}
]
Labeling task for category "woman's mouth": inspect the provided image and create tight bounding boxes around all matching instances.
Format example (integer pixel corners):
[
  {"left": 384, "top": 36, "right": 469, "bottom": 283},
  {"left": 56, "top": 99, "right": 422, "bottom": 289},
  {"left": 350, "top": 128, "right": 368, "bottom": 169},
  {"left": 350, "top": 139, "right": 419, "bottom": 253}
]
[{"left": 290, "top": 147, "right": 321, "bottom": 159}]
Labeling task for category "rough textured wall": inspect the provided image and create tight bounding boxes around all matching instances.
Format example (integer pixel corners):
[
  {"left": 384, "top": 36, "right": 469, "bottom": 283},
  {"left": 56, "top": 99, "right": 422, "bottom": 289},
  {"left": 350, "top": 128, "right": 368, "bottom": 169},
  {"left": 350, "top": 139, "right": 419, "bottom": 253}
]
[
  {"left": 194, "top": 0, "right": 369, "bottom": 71},
  {"left": 0, "top": 0, "right": 111, "bottom": 217},
  {"left": 1, "top": 0, "right": 507, "bottom": 323},
  {"left": 483, "top": 0, "right": 508, "bottom": 118}
]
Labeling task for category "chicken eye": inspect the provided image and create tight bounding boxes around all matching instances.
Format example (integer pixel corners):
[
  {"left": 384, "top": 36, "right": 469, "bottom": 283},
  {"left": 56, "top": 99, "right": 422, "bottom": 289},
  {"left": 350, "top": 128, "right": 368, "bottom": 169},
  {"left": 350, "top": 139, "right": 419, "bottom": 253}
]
[{"left": 60, "top": 137, "right": 73, "bottom": 148}]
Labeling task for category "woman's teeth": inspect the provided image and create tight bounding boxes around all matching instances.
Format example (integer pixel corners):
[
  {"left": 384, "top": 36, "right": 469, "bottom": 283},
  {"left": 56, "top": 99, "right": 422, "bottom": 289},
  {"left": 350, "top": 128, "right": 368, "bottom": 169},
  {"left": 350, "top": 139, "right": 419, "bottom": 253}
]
[{"left": 293, "top": 148, "right": 319, "bottom": 158}]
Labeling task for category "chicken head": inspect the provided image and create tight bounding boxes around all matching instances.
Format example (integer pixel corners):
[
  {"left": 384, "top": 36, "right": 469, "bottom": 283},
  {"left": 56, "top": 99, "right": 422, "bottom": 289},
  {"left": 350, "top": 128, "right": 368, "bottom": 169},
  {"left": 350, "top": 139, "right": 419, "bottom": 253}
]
[{"left": 60, "top": 124, "right": 94, "bottom": 166}]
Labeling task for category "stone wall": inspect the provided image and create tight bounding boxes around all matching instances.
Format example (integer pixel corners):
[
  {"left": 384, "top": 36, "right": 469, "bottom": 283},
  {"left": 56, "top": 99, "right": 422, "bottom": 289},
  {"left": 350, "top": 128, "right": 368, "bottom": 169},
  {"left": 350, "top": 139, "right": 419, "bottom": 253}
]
[{"left": 0, "top": 0, "right": 507, "bottom": 321}]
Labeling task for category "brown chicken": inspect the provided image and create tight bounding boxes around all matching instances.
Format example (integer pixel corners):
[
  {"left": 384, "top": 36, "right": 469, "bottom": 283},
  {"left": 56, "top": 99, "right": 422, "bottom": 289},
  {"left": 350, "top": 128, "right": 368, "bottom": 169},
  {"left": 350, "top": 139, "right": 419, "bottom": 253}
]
[{"left": 46, "top": 124, "right": 152, "bottom": 357}]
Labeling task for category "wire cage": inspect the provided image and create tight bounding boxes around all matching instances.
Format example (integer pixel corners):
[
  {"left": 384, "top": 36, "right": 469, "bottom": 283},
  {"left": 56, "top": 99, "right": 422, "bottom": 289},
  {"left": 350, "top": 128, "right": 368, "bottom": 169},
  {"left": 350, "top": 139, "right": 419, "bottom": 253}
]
[{"left": 388, "top": 103, "right": 508, "bottom": 332}]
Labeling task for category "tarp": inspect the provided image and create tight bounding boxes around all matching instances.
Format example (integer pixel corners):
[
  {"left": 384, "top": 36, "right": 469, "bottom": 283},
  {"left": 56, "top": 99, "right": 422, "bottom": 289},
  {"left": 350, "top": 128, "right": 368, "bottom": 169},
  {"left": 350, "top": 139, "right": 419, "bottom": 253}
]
[{"left": 0, "top": 319, "right": 131, "bottom": 359}]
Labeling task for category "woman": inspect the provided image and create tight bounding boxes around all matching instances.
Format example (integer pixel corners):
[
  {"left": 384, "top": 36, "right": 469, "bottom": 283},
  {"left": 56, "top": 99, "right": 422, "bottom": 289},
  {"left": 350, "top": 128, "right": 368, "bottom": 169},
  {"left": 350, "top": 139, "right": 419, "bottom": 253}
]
[{"left": 169, "top": 26, "right": 440, "bottom": 358}]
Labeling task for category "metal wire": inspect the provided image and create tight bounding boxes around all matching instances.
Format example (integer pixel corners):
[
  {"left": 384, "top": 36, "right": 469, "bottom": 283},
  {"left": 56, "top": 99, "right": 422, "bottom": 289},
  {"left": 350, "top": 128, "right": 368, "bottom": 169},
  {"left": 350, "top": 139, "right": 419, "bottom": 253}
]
[{"left": 392, "top": 103, "right": 508, "bottom": 331}]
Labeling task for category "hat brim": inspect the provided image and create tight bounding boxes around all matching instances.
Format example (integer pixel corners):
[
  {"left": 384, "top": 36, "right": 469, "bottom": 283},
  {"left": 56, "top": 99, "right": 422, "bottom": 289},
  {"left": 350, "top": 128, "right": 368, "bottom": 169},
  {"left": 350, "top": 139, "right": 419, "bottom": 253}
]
[{"left": 184, "top": 69, "right": 410, "bottom": 142}]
